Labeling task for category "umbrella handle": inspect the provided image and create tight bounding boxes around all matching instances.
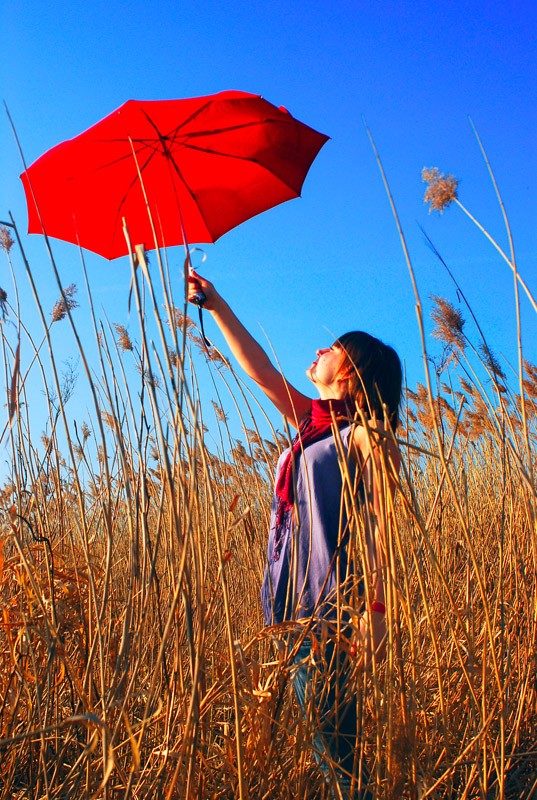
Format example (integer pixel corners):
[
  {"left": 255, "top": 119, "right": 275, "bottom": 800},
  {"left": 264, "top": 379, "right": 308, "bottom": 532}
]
[
  {"left": 189, "top": 288, "right": 211, "bottom": 347},
  {"left": 187, "top": 256, "right": 209, "bottom": 345},
  {"left": 190, "top": 290, "right": 206, "bottom": 307}
]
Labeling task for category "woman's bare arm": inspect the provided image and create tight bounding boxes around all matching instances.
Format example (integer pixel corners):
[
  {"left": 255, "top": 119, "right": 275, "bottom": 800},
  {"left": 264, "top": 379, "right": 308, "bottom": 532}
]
[
  {"left": 188, "top": 273, "right": 311, "bottom": 426},
  {"left": 352, "top": 423, "right": 400, "bottom": 665}
]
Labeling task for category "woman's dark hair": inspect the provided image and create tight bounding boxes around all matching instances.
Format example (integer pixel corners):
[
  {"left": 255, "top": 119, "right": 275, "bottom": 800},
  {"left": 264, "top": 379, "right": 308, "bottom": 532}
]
[{"left": 335, "top": 331, "right": 402, "bottom": 431}]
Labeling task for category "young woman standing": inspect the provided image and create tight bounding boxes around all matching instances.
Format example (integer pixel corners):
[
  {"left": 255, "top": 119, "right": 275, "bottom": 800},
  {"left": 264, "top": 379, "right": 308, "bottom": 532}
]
[{"left": 188, "top": 273, "right": 402, "bottom": 799}]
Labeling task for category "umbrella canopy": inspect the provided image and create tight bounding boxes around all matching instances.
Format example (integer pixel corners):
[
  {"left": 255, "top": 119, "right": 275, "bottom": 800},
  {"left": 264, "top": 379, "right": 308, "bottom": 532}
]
[{"left": 20, "top": 90, "right": 329, "bottom": 260}]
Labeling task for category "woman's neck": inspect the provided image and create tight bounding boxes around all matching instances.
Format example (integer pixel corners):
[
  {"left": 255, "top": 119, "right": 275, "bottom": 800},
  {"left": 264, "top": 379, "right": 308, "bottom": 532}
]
[{"left": 316, "top": 384, "right": 347, "bottom": 401}]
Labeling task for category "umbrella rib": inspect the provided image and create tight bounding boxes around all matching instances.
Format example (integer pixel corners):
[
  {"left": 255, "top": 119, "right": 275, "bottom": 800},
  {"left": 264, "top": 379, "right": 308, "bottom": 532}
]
[
  {"left": 139, "top": 102, "right": 216, "bottom": 149},
  {"left": 161, "top": 118, "right": 273, "bottom": 146},
  {"left": 163, "top": 118, "right": 300, "bottom": 156},
  {"left": 90, "top": 139, "right": 163, "bottom": 172},
  {"left": 163, "top": 154, "right": 214, "bottom": 239},
  {"left": 105, "top": 147, "right": 166, "bottom": 250},
  {"left": 170, "top": 118, "right": 295, "bottom": 140},
  {"left": 176, "top": 140, "right": 301, "bottom": 196}
]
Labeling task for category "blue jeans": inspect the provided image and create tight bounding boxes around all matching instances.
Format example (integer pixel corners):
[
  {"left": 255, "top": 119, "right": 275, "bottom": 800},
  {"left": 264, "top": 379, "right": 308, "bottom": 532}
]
[{"left": 291, "top": 639, "right": 372, "bottom": 800}]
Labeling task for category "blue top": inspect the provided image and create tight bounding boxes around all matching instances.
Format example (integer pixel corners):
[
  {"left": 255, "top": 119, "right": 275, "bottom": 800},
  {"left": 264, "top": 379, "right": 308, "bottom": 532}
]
[{"left": 261, "top": 425, "right": 361, "bottom": 625}]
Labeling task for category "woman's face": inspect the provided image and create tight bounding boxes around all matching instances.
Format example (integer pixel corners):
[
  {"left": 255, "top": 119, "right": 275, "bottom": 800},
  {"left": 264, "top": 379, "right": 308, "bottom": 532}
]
[{"left": 306, "top": 344, "right": 346, "bottom": 395}]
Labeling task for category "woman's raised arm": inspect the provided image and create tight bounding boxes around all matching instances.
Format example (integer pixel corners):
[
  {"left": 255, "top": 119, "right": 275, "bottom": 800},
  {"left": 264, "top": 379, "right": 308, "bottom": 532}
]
[{"left": 187, "top": 273, "right": 311, "bottom": 427}]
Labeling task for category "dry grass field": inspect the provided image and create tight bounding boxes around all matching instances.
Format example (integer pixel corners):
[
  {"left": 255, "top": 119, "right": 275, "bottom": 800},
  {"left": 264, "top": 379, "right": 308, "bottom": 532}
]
[{"left": 0, "top": 164, "right": 535, "bottom": 799}]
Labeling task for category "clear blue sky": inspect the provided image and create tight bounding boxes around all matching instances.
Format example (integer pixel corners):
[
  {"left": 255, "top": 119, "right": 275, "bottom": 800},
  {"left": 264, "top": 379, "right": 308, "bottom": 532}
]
[{"left": 1, "top": 0, "right": 535, "bottom": 468}]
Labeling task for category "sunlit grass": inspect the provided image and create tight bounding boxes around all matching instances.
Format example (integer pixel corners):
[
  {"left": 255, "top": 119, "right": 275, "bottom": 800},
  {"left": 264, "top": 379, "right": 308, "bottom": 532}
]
[{"left": 0, "top": 156, "right": 535, "bottom": 798}]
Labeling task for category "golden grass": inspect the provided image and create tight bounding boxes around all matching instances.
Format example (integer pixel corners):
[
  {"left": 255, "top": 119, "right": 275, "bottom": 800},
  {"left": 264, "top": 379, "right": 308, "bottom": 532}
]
[{"left": 0, "top": 160, "right": 536, "bottom": 799}]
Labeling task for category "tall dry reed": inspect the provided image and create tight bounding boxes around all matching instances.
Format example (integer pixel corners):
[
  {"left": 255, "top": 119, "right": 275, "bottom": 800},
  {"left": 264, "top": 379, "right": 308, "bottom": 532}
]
[{"left": 0, "top": 142, "right": 535, "bottom": 799}]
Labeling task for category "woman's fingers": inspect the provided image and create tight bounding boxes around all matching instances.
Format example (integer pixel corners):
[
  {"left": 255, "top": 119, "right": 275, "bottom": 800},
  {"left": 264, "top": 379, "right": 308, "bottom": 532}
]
[
  {"left": 187, "top": 276, "right": 202, "bottom": 297},
  {"left": 187, "top": 272, "right": 207, "bottom": 297},
  {"left": 187, "top": 273, "right": 218, "bottom": 310}
]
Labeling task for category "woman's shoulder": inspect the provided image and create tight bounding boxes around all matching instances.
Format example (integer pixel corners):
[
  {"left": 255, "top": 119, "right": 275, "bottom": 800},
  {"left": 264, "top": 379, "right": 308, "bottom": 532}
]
[{"left": 351, "top": 418, "right": 400, "bottom": 469}]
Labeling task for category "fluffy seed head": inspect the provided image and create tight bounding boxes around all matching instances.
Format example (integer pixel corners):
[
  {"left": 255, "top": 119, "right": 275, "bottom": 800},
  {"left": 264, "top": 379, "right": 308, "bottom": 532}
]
[
  {"left": 431, "top": 295, "right": 466, "bottom": 351},
  {"left": 422, "top": 167, "right": 459, "bottom": 212},
  {"left": 0, "top": 226, "right": 14, "bottom": 254},
  {"left": 479, "top": 343, "right": 506, "bottom": 381},
  {"left": 52, "top": 284, "right": 79, "bottom": 323},
  {"left": 114, "top": 324, "right": 133, "bottom": 352}
]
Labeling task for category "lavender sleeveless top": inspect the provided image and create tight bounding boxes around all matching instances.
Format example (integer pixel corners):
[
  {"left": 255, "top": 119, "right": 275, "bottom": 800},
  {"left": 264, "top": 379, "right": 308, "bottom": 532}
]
[{"left": 261, "top": 425, "right": 360, "bottom": 625}]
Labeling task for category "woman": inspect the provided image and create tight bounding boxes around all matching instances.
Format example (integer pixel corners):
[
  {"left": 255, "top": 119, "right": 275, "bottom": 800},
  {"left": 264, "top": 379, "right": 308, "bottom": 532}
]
[{"left": 188, "top": 274, "right": 402, "bottom": 799}]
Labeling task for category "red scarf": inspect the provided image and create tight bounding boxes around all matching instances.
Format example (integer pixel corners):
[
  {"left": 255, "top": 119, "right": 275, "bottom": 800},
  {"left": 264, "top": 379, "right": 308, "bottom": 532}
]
[{"left": 275, "top": 398, "right": 351, "bottom": 524}]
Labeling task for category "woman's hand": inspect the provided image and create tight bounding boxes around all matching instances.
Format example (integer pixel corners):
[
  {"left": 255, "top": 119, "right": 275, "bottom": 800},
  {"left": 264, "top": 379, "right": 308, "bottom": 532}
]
[{"left": 187, "top": 272, "right": 221, "bottom": 312}]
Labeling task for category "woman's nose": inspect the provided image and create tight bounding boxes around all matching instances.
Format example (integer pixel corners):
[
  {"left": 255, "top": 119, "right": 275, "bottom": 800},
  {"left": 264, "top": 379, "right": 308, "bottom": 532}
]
[{"left": 316, "top": 347, "right": 329, "bottom": 357}]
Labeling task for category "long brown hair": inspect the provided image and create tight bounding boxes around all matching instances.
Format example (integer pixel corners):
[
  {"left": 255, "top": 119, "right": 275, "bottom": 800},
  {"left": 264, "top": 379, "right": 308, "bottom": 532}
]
[{"left": 336, "top": 331, "right": 402, "bottom": 430}]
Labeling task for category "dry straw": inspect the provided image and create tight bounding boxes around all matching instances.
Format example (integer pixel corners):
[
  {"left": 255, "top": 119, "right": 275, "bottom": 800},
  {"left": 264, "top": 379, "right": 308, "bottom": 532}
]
[{"left": 0, "top": 131, "right": 536, "bottom": 798}]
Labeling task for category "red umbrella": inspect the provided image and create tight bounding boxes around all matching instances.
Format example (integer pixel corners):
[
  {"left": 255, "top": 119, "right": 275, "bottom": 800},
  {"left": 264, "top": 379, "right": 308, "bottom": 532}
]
[{"left": 20, "top": 90, "right": 328, "bottom": 260}]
